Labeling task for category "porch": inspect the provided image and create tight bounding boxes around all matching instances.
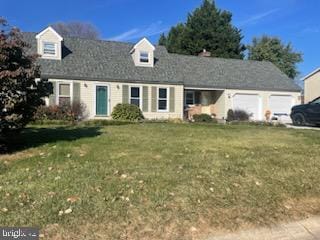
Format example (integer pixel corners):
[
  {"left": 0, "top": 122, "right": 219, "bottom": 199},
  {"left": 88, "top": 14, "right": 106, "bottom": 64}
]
[{"left": 184, "top": 89, "right": 225, "bottom": 120}]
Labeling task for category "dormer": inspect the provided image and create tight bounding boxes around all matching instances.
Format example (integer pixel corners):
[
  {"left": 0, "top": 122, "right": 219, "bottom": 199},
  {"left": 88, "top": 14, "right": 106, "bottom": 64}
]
[
  {"left": 130, "top": 38, "right": 155, "bottom": 67},
  {"left": 36, "top": 26, "right": 63, "bottom": 60}
]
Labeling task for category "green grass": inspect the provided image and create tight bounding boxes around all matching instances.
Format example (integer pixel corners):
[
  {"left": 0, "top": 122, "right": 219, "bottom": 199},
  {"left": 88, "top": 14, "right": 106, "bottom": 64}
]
[{"left": 1, "top": 123, "right": 320, "bottom": 239}]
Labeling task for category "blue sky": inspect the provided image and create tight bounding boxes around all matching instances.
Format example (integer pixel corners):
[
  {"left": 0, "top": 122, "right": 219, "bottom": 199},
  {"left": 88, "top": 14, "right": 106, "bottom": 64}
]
[{"left": 2, "top": 0, "right": 320, "bottom": 78}]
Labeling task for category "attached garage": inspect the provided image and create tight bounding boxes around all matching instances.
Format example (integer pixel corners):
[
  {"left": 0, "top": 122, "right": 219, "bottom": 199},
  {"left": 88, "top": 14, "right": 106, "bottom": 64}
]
[
  {"left": 233, "top": 94, "right": 262, "bottom": 120},
  {"left": 269, "top": 95, "right": 294, "bottom": 116}
]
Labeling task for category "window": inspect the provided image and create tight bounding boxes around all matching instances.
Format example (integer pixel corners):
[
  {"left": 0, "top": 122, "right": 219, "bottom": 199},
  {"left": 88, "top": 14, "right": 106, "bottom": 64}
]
[
  {"left": 43, "top": 42, "right": 56, "bottom": 55},
  {"left": 158, "top": 88, "right": 168, "bottom": 111},
  {"left": 140, "top": 51, "right": 149, "bottom": 63},
  {"left": 130, "top": 87, "right": 141, "bottom": 107},
  {"left": 311, "top": 97, "right": 320, "bottom": 104},
  {"left": 58, "top": 83, "right": 71, "bottom": 105},
  {"left": 185, "top": 91, "right": 195, "bottom": 105}
]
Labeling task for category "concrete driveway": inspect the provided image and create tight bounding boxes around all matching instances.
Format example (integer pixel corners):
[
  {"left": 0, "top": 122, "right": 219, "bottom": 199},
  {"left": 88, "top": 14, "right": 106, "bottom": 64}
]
[
  {"left": 286, "top": 124, "right": 320, "bottom": 130},
  {"left": 205, "top": 216, "right": 320, "bottom": 240}
]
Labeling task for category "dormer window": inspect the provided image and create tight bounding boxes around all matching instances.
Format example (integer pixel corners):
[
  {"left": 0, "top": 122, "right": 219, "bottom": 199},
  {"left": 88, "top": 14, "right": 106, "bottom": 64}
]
[
  {"left": 140, "top": 51, "right": 149, "bottom": 63},
  {"left": 36, "top": 26, "right": 63, "bottom": 60},
  {"left": 43, "top": 42, "right": 56, "bottom": 56},
  {"left": 130, "top": 38, "right": 155, "bottom": 67}
]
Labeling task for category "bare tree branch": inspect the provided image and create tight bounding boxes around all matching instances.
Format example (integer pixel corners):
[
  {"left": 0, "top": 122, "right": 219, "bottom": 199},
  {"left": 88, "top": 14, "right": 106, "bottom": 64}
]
[{"left": 51, "top": 21, "right": 100, "bottom": 40}]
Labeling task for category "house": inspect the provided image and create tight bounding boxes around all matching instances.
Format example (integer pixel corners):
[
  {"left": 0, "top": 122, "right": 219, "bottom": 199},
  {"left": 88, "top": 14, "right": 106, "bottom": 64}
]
[
  {"left": 303, "top": 68, "right": 320, "bottom": 103},
  {"left": 23, "top": 27, "right": 301, "bottom": 120}
]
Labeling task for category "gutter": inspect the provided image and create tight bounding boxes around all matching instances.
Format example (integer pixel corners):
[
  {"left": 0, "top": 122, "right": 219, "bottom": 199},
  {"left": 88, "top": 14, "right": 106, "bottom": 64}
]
[
  {"left": 40, "top": 74, "right": 184, "bottom": 86},
  {"left": 41, "top": 74, "right": 301, "bottom": 93}
]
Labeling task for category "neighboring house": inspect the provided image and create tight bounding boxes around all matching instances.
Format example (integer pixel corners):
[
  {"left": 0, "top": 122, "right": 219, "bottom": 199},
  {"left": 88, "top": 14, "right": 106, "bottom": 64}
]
[
  {"left": 23, "top": 27, "right": 301, "bottom": 120},
  {"left": 303, "top": 68, "right": 320, "bottom": 103}
]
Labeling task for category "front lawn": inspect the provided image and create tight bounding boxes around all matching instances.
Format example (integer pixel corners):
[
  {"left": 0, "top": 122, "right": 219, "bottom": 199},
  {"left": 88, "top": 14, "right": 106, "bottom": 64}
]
[{"left": 1, "top": 123, "right": 320, "bottom": 239}]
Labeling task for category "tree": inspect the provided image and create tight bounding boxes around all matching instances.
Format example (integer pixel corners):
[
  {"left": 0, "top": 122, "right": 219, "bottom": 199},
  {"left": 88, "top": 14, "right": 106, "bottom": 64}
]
[
  {"left": 165, "top": 23, "right": 190, "bottom": 55},
  {"left": 247, "top": 36, "right": 302, "bottom": 79},
  {"left": 159, "top": 0, "right": 245, "bottom": 59},
  {"left": 0, "top": 18, "right": 51, "bottom": 151},
  {"left": 158, "top": 33, "right": 167, "bottom": 46},
  {"left": 52, "top": 22, "right": 100, "bottom": 39}
]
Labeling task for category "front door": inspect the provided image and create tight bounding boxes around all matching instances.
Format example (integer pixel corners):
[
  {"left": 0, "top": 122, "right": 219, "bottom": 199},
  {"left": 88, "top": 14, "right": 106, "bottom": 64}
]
[{"left": 96, "top": 86, "right": 108, "bottom": 116}]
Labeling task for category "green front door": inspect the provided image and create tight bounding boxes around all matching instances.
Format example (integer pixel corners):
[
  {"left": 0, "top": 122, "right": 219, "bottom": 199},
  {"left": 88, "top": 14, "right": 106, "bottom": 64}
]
[{"left": 96, "top": 86, "right": 108, "bottom": 116}]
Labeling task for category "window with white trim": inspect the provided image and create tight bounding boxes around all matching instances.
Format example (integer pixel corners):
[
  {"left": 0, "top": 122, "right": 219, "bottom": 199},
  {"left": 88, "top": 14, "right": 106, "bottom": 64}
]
[
  {"left": 158, "top": 88, "right": 168, "bottom": 111},
  {"left": 140, "top": 51, "right": 149, "bottom": 63},
  {"left": 43, "top": 42, "right": 56, "bottom": 55},
  {"left": 58, "top": 83, "right": 71, "bottom": 105},
  {"left": 185, "top": 91, "right": 195, "bottom": 105},
  {"left": 130, "top": 87, "right": 141, "bottom": 107}
]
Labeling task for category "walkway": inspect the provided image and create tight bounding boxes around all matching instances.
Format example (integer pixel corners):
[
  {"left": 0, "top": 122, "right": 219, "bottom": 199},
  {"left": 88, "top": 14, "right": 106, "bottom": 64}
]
[
  {"left": 286, "top": 124, "right": 320, "bottom": 130},
  {"left": 206, "top": 217, "right": 320, "bottom": 240}
]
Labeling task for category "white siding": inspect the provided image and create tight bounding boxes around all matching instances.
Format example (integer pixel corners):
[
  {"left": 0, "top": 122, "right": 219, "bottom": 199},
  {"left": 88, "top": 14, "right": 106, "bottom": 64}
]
[
  {"left": 48, "top": 79, "right": 184, "bottom": 120},
  {"left": 131, "top": 38, "right": 155, "bottom": 68},
  {"left": 304, "top": 71, "right": 320, "bottom": 103},
  {"left": 37, "top": 28, "right": 62, "bottom": 60},
  {"left": 45, "top": 79, "right": 300, "bottom": 121},
  {"left": 214, "top": 91, "right": 226, "bottom": 119}
]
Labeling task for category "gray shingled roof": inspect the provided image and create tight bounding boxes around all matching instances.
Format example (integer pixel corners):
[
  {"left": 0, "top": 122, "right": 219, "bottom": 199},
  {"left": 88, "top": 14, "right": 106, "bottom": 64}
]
[{"left": 22, "top": 32, "right": 300, "bottom": 92}]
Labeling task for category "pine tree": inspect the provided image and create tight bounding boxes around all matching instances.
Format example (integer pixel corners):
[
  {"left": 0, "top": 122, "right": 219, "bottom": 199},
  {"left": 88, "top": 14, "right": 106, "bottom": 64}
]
[
  {"left": 159, "top": 0, "right": 245, "bottom": 59},
  {"left": 158, "top": 33, "right": 167, "bottom": 46},
  {"left": 166, "top": 23, "right": 189, "bottom": 55}
]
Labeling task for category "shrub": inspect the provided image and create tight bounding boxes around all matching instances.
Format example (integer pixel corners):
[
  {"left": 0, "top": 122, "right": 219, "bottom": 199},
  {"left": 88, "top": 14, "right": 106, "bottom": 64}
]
[
  {"left": 33, "top": 101, "right": 87, "bottom": 122},
  {"left": 111, "top": 104, "right": 144, "bottom": 121},
  {"left": 227, "top": 109, "right": 235, "bottom": 122},
  {"left": 0, "top": 18, "right": 51, "bottom": 151},
  {"left": 70, "top": 101, "right": 87, "bottom": 121},
  {"left": 227, "top": 109, "right": 250, "bottom": 122},
  {"left": 234, "top": 110, "right": 250, "bottom": 121},
  {"left": 193, "top": 114, "right": 216, "bottom": 123}
]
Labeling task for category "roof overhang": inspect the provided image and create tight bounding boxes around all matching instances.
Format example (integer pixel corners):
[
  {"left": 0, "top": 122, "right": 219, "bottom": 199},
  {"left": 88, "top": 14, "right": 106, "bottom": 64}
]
[
  {"left": 130, "top": 37, "right": 155, "bottom": 53},
  {"left": 184, "top": 86, "right": 225, "bottom": 91},
  {"left": 185, "top": 85, "right": 301, "bottom": 93},
  {"left": 36, "top": 26, "right": 63, "bottom": 41},
  {"left": 301, "top": 67, "right": 320, "bottom": 81},
  {"left": 40, "top": 74, "right": 184, "bottom": 85}
]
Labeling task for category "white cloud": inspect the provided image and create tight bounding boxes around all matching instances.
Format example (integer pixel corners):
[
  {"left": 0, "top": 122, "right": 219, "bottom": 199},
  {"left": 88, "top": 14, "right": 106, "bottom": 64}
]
[
  {"left": 109, "top": 21, "right": 168, "bottom": 41},
  {"left": 238, "top": 8, "right": 280, "bottom": 27},
  {"left": 109, "top": 29, "right": 140, "bottom": 41}
]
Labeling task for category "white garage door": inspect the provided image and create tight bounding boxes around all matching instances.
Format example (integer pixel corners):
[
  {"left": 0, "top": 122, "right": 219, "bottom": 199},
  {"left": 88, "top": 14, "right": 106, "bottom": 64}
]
[
  {"left": 269, "top": 95, "right": 294, "bottom": 116},
  {"left": 233, "top": 94, "right": 261, "bottom": 120}
]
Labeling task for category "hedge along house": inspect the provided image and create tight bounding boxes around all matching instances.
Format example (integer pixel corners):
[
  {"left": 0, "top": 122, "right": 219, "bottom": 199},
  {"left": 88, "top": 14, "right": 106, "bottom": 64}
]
[{"left": 24, "top": 27, "right": 301, "bottom": 120}]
